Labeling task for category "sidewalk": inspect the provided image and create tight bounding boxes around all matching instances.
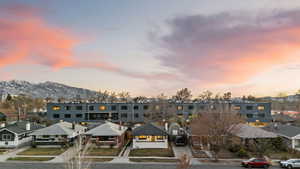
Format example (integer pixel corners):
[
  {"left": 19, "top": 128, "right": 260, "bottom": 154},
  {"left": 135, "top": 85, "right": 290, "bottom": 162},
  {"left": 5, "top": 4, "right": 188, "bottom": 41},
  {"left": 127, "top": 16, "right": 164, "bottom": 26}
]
[{"left": 0, "top": 146, "right": 30, "bottom": 162}]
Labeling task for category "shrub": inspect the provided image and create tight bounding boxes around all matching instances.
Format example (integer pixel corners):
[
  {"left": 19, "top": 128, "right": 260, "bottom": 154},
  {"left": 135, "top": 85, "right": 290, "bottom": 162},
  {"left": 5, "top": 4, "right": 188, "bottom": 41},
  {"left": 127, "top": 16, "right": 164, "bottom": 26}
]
[
  {"left": 236, "top": 148, "right": 249, "bottom": 158},
  {"left": 31, "top": 142, "right": 37, "bottom": 148},
  {"left": 272, "top": 137, "right": 286, "bottom": 151},
  {"left": 228, "top": 144, "right": 241, "bottom": 153}
]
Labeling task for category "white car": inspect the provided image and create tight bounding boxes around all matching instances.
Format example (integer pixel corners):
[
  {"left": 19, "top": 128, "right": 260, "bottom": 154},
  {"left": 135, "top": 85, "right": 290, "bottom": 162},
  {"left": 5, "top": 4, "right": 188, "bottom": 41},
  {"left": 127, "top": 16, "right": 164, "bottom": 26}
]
[{"left": 280, "top": 159, "right": 300, "bottom": 168}]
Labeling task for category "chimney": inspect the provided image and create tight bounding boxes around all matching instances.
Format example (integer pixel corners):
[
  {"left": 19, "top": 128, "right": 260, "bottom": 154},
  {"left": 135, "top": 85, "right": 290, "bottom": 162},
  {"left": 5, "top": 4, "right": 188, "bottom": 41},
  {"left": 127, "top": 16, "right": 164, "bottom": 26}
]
[{"left": 26, "top": 122, "right": 31, "bottom": 131}]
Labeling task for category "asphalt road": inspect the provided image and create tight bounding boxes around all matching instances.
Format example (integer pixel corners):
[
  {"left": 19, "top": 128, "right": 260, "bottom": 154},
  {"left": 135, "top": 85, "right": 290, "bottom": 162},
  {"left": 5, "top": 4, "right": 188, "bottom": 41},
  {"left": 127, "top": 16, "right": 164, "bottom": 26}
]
[{"left": 0, "top": 163, "right": 283, "bottom": 169}]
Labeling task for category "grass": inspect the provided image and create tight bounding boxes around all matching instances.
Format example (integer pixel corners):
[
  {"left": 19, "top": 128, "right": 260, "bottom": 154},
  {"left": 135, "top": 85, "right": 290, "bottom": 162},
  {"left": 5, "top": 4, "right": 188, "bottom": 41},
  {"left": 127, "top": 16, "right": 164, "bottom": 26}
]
[
  {"left": 85, "top": 158, "right": 114, "bottom": 162},
  {"left": 7, "top": 157, "right": 54, "bottom": 161},
  {"left": 0, "top": 149, "right": 8, "bottom": 154},
  {"left": 129, "top": 147, "right": 174, "bottom": 157},
  {"left": 87, "top": 148, "right": 121, "bottom": 156},
  {"left": 130, "top": 158, "right": 178, "bottom": 163},
  {"left": 17, "top": 148, "right": 67, "bottom": 156}
]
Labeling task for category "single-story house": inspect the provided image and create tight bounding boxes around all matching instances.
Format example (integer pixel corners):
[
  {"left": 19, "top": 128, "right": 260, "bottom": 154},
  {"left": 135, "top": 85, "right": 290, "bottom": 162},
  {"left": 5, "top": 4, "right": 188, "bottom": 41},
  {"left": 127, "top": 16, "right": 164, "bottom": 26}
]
[
  {"left": 263, "top": 123, "right": 300, "bottom": 149},
  {"left": 85, "top": 121, "right": 127, "bottom": 148},
  {"left": 231, "top": 123, "right": 278, "bottom": 139},
  {"left": 30, "top": 121, "right": 87, "bottom": 146},
  {"left": 132, "top": 123, "right": 168, "bottom": 149},
  {"left": 0, "top": 121, "right": 43, "bottom": 148},
  {"left": 272, "top": 114, "right": 295, "bottom": 124}
]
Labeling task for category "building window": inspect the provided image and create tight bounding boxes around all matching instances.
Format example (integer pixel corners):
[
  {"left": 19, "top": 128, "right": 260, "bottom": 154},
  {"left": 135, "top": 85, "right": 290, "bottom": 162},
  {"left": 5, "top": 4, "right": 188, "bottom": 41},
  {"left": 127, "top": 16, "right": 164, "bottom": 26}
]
[
  {"left": 76, "top": 106, "right": 83, "bottom": 110},
  {"left": 52, "top": 106, "right": 61, "bottom": 111},
  {"left": 188, "top": 105, "right": 194, "bottom": 110},
  {"left": 76, "top": 114, "right": 83, "bottom": 118},
  {"left": 64, "top": 114, "right": 71, "bottom": 118},
  {"left": 234, "top": 106, "right": 241, "bottom": 110},
  {"left": 99, "top": 106, "right": 106, "bottom": 111},
  {"left": 155, "top": 105, "right": 160, "bottom": 110},
  {"left": 121, "top": 105, "right": 128, "bottom": 110},
  {"left": 199, "top": 106, "right": 205, "bottom": 110},
  {"left": 143, "top": 105, "right": 149, "bottom": 110},
  {"left": 134, "top": 105, "right": 139, "bottom": 110},
  {"left": 99, "top": 113, "right": 109, "bottom": 120},
  {"left": 246, "top": 106, "right": 253, "bottom": 110},
  {"left": 121, "top": 113, "right": 127, "bottom": 118},
  {"left": 246, "top": 114, "right": 253, "bottom": 118},
  {"left": 112, "top": 113, "right": 119, "bottom": 120},
  {"left": 134, "top": 113, "right": 139, "bottom": 118},
  {"left": 53, "top": 114, "right": 60, "bottom": 118},
  {"left": 156, "top": 136, "right": 164, "bottom": 141},
  {"left": 258, "top": 113, "right": 265, "bottom": 118},
  {"left": 89, "top": 106, "right": 94, "bottom": 111},
  {"left": 138, "top": 136, "right": 147, "bottom": 140},
  {"left": 111, "top": 105, "right": 117, "bottom": 111},
  {"left": 65, "top": 106, "right": 71, "bottom": 110},
  {"left": 258, "top": 106, "right": 265, "bottom": 111},
  {"left": 177, "top": 106, "right": 183, "bottom": 110},
  {"left": 2, "top": 134, "right": 12, "bottom": 141}
]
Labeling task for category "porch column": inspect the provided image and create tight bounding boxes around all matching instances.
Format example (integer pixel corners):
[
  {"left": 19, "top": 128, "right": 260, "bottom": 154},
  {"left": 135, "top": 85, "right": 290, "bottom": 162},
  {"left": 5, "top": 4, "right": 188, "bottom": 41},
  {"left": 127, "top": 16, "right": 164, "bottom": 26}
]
[{"left": 292, "top": 139, "right": 295, "bottom": 149}]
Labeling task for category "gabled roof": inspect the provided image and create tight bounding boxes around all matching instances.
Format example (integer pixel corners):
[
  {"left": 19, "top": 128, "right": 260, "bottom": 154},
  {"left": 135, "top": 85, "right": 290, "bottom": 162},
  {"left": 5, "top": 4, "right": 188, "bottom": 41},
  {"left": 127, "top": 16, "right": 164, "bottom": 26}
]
[
  {"left": 30, "top": 121, "right": 86, "bottom": 137},
  {"left": 272, "top": 114, "right": 295, "bottom": 123},
  {"left": 85, "top": 121, "right": 127, "bottom": 136},
  {"left": 132, "top": 123, "right": 168, "bottom": 136},
  {"left": 231, "top": 124, "right": 277, "bottom": 139},
  {"left": 0, "top": 121, "right": 44, "bottom": 134},
  {"left": 263, "top": 124, "right": 300, "bottom": 138}
]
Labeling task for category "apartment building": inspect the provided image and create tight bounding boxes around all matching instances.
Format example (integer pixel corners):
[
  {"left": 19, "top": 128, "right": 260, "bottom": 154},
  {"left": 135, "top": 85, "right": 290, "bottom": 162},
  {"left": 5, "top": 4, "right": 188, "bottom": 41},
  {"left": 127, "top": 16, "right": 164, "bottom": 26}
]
[{"left": 46, "top": 102, "right": 272, "bottom": 124}]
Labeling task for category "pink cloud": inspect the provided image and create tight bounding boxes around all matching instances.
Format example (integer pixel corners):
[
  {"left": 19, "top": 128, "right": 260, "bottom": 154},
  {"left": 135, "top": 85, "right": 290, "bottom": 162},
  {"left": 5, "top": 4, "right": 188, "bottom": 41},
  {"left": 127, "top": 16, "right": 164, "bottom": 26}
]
[
  {"left": 0, "top": 3, "right": 175, "bottom": 81},
  {"left": 152, "top": 10, "right": 300, "bottom": 85}
]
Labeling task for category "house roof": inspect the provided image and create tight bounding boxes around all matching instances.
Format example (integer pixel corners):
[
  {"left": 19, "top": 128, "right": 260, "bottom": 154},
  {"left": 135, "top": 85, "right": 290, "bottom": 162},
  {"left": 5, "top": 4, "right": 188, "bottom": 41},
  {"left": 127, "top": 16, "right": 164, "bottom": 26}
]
[
  {"left": 263, "top": 124, "right": 300, "bottom": 138},
  {"left": 272, "top": 114, "right": 295, "bottom": 123},
  {"left": 30, "top": 121, "right": 86, "bottom": 136},
  {"left": 0, "top": 121, "right": 44, "bottom": 134},
  {"left": 85, "top": 121, "right": 127, "bottom": 136},
  {"left": 231, "top": 123, "right": 277, "bottom": 139},
  {"left": 132, "top": 123, "right": 168, "bottom": 136}
]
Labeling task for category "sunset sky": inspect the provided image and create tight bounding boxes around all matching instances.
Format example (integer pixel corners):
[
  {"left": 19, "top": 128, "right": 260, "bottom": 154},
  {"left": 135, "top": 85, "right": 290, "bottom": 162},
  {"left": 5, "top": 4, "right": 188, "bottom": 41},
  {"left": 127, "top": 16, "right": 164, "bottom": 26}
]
[{"left": 1, "top": 0, "right": 300, "bottom": 97}]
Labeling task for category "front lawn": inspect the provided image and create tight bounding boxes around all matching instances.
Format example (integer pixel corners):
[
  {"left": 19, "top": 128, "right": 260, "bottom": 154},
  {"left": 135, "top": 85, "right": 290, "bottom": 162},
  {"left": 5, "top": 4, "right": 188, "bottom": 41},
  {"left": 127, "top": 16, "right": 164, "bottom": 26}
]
[
  {"left": 17, "top": 148, "right": 67, "bottom": 156},
  {"left": 0, "top": 149, "right": 8, "bottom": 154},
  {"left": 85, "top": 158, "right": 114, "bottom": 162},
  {"left": 7, "top": 157, "right": 54, "bottom": 161},
  {"left": 87, "top": 148, "right": 121, "bottom": 156},
  {"left": 129, "top": 148, "right": 174, "bottom": 157},
  {"left": 130, "top": 158, "right": 178, "bottom": 163}
]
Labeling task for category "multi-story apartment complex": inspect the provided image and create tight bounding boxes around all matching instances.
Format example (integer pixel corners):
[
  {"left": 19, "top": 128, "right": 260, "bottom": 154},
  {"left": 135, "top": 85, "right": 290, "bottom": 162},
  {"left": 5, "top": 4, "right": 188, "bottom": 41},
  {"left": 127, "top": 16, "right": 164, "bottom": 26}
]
[{"left": 46, "top": 102, "right": 272, "bottom": 125}]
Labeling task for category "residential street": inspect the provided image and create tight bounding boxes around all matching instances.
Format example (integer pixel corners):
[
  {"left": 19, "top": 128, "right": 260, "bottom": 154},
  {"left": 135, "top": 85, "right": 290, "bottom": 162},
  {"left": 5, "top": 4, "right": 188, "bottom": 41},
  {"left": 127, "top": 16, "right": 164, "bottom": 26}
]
[{"left": 0, "top": 163, "right": 282, "bottom": 169}]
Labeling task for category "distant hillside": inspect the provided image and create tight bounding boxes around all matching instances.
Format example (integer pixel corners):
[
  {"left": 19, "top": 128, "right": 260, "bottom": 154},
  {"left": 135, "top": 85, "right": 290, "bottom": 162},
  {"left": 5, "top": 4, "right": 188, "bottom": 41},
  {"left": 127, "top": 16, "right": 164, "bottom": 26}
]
[{"left": 0, "top": 80, "right": 97, "bottom": 99}]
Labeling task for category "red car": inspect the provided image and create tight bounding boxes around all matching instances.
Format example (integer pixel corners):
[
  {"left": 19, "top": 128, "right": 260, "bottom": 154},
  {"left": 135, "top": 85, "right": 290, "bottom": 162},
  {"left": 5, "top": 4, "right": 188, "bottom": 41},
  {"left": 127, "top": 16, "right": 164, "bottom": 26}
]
[{"left": 241, "top": 158, "right": 271, "bottom": 168}]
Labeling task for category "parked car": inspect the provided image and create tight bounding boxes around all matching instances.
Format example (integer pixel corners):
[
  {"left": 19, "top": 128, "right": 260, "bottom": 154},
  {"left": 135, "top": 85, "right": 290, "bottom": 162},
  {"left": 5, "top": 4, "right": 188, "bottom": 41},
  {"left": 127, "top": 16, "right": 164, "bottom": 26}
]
[
  {"left": 241, "top": 158, "right": 271, "bottom": 168},
  {"left": 280, "top": 159, "right": 300, "bottom": 169}
]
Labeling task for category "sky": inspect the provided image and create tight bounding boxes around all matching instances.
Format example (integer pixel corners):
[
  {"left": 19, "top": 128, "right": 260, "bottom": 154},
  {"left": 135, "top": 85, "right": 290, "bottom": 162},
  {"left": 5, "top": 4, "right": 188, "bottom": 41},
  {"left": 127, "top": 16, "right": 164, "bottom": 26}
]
[{"left": 1, "top": 0, "right": 300, "bottom": 97}]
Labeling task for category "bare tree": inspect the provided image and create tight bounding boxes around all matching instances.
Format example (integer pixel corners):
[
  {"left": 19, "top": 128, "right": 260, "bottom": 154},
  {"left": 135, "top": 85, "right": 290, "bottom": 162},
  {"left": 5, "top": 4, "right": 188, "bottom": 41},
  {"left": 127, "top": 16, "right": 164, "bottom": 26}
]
[
  {"left": 198, "top": 90, "right": 213, "bottom": 101},
  {"left": 64, "top": 136, "right": 93, "bottom": 169},
  {"left": 133, "top": 96, "right": 148, "bottom": 103},
  {"left": 190, "top": 110, "right": 244, "bottom": 161},
  {"left": 172, "top": 88, "right": 192, "bottom": 102},
  {"left": 177, "top": 154, "right": 191, "bottom": 169},
  {"left": 223, "top": 92, "right": 232, "bottom": 101},
  {"left": 118, "top": 91, "right": 131, "bottom": 102}
]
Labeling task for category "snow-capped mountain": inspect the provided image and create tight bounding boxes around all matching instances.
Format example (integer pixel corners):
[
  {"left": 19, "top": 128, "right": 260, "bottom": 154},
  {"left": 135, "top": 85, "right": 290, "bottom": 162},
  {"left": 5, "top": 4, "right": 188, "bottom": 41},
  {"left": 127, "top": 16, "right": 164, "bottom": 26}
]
[{"left": 0, "top": 80, "right": 98, "bottom": 99}]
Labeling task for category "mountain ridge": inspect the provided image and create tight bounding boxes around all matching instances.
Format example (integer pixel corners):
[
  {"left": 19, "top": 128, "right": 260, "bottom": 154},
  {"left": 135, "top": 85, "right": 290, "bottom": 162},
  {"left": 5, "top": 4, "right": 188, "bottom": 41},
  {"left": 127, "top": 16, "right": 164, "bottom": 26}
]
[{"left": 0, "top": 80, "right": 98, "bottom": 99}]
